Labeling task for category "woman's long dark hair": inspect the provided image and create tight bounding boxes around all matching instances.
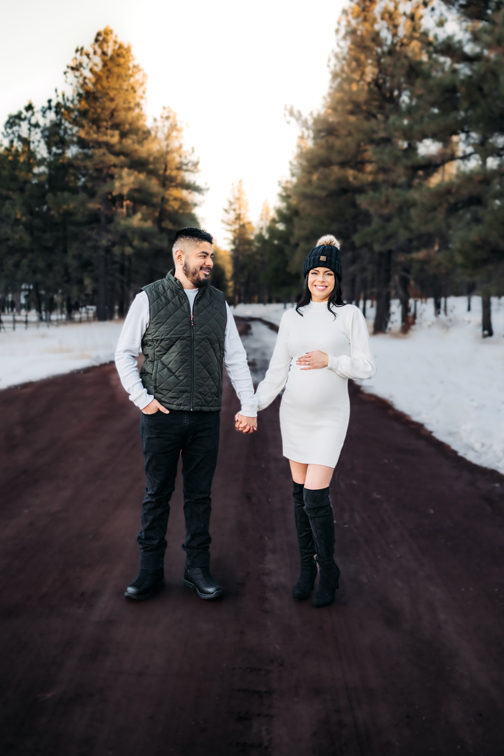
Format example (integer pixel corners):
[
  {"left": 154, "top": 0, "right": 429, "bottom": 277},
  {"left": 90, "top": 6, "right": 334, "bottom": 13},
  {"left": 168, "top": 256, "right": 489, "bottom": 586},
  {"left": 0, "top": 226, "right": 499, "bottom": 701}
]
[{"left": 295, "top": 274, "right": 345, "bottom": 317}]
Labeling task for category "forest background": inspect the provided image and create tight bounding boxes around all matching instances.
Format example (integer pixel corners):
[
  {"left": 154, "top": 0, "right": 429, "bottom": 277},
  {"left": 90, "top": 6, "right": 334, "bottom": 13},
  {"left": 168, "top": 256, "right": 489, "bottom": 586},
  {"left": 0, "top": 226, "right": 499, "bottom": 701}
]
[{"left": 1, "top": 0, "right": 503, "bottom": 336}]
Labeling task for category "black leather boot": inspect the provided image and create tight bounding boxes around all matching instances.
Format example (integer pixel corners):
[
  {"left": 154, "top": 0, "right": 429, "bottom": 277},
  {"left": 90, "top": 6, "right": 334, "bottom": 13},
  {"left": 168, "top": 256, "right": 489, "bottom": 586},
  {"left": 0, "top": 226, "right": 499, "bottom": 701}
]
[
  {"left": 124, "top": 569, "right": 165, "bottom": 601},
  {"left": 292, "top": 481, "right": 317, "bottom": 601},
  {"left": 183, "top": 567, "right": 223, "bottom": 600},
  {"left": 304, "top": 487, "right": 340, "bottom": 608}
]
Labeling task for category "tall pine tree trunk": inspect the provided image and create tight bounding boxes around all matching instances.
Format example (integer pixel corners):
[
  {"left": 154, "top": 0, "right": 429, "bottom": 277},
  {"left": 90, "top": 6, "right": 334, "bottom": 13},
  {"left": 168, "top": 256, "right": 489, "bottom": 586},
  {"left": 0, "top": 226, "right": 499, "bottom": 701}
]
[
  {"left": 233, "top": 244, "right": 241, "bottom": 307},
  {"left": 467, "top": 281, "right": 475, "bottom": 312},
  {"left": 118, "top": 252, "right": 126, "bottom": 318},
  {"left": 106, "top": 251, "right": 116, "bottom": 320},
  {"left": 97, "top": 196, "right": 108, "bottom": 321},
  {"left": 433, "top": 276, "right": 442, "bottom": 316},
  {"left": 44, "top": 293, "right": 52, "bottom": 322},
  {"left": 33, "top": 282, "right": 43, "bottom": 321},
  {"left": 362, "top": 276, "right": 368, "bottom": 316},
  {"left": 373, "top": 250, "right": 392, "bottom": 334},
  {"left": 97, "top": 245, "right": 107, "bottom": 321},
  {"left": 397, "top": 269, "right": 410, "bottom": 333},
  {"left": 482, "top": 295, "right": 493, "bottom": 337},
  {"left": 126, "top": 255, "right": 132, "bottom": 313}
]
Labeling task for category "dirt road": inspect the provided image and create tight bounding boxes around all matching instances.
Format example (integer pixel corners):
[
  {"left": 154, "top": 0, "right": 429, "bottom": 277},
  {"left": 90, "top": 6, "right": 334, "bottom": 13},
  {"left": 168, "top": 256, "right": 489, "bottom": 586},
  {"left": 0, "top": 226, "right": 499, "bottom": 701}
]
[{"left": 1, "top": 320, "right": 503, "bottom": 755}]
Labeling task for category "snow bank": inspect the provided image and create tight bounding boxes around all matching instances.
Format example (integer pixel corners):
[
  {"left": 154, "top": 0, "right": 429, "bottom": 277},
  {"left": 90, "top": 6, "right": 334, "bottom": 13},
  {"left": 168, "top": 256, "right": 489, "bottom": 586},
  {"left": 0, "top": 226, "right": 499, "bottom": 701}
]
[
  {"left": 1, "top": 298, "right": 502, "bottom": 475},
  {"left": 233, "top": 298, "right": 504, "bottom": 475},
  {"left": 239, "top": 321, "right": 279, "bottom": 383},
  {"left": 232, "top": 302, "right": 291, "bottom": 326},
  {"left": 0, "top": 320, "right": 124, "bottom": 389}
]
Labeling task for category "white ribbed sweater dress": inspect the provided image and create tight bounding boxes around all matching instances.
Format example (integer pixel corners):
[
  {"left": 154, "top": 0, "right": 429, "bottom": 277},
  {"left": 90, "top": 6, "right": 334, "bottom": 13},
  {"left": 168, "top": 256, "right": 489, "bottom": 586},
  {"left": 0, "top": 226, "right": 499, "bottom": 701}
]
[{"left": 255, "top": 302, "right": 376, "bottom": 468}]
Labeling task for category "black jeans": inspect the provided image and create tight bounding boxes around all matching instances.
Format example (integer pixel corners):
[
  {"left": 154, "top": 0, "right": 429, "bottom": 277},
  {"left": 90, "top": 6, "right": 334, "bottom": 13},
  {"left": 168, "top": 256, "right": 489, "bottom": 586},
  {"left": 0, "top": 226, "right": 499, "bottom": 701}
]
[{"left": 138, "top": 409, "right": 220, "bottom": 571}]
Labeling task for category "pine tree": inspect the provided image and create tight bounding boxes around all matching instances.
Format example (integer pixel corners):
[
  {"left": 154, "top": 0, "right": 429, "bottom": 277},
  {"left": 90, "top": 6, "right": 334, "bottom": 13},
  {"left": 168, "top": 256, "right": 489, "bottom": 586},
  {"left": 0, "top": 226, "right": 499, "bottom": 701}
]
[
  {"left": 64, "top": 27, "right": 155, "bottom": 319},
  {"left": 40, "top": 98, "right": 88, "bottom": 316},
  {"left": 116, "top": 106, "right": 201, "bottom": 312},
  {"left": 64, "top": 27, "right": 201, "bottom": 319},
  {"left": 255, "top": 186, "right": 303, "bottom": 302},
  {"left": 286, "top": 0, "right": 436, "bottom": 332},
  {"left": 249, "top": 201, "right": 272, "bottom": 303},
  {"left": 414, "top": 0, "right": 504, "bottom": 336},
  {"left": 222, "top": 180, "right": 255, "bottom": 304},
  {"left": 0, "top": 28, "right": 201, "bottom": 318},
  {"left": 208, "top": 244, "right": 231, "bottom": 297},
  {"left": 0, "top": 104, "right": 49, "bottom": 317}
]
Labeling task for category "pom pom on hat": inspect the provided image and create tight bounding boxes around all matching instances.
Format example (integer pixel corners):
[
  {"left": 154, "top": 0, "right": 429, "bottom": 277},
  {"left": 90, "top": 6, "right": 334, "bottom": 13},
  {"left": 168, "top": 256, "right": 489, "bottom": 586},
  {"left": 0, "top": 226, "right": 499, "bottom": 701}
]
[
  {"left": 316, "top": 234, "right": 340, "bottom": 249},
  {"left": 303, "top": 233, "right": 343, "bottom": 280}
]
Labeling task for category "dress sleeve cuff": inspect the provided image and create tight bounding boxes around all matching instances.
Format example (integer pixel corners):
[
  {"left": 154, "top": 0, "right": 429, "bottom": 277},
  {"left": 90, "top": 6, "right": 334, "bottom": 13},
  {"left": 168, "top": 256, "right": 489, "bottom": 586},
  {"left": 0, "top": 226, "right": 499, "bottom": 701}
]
[{"left": 327, "top": 354, "right": 340, "bottom": 372}]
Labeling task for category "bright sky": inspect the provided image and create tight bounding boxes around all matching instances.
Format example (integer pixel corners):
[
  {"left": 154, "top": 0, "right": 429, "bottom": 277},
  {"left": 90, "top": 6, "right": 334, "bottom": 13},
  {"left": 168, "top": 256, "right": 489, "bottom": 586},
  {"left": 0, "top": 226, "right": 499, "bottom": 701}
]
[{"left": 0, "top": 0, "right": 346, "bottom": 245}]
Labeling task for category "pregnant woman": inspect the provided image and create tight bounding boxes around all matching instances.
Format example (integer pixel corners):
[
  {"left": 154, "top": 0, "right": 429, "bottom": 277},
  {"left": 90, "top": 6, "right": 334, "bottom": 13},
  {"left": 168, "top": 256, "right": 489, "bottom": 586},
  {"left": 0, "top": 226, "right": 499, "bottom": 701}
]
[{"left": 254, "top": 235, "right": 376, "bottom": 608}]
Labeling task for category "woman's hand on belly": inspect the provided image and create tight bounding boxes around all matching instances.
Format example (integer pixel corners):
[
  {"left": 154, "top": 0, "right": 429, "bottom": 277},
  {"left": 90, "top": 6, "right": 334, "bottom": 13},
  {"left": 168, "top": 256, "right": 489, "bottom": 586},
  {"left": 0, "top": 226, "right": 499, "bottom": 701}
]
[{"left": 296, "top": 351, "right": 329, "bottom": 370}]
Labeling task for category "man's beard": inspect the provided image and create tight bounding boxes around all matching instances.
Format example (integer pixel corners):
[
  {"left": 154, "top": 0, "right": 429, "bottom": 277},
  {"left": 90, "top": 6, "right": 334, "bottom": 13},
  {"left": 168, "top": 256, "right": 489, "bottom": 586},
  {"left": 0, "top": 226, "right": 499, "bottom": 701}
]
[{"left": 182, "top": 261, "right": 210, "bottom": 288}]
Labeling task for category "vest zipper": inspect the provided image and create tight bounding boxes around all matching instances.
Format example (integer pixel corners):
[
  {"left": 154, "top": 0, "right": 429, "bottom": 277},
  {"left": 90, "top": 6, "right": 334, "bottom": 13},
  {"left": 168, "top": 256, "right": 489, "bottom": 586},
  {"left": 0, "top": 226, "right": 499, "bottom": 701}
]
[
  {"left": 190, "top": 289, "right": 201, "bottom": 411},
  {"left": 190, "top": 310, "right": 194, "bottom": 411}
]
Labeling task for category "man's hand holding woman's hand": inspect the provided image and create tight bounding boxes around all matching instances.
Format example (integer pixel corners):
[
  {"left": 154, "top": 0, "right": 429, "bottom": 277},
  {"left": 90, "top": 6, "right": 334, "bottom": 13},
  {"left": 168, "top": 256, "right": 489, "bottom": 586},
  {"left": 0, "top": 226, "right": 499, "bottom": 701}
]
[
  {"left": 142, "top": 400, "right": 255, "bottom": 432},
  {"left": 142, "top": 398, "right": 170, "bottom": 415},
  {"left": 234, "top": 414, "right": 257, "bottom": 434},
  {"left": 296, "top": 350, "right": 329, "bottom": 370}
]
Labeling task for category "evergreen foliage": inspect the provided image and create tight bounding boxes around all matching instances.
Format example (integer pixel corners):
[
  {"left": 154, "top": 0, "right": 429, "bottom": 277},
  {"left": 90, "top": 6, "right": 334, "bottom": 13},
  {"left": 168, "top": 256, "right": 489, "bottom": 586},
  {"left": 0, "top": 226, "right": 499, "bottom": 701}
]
[
  {"left": 2, "top": 9, "right": 503, "bottom": 336},
  {"left": 222, "top": 180, "right": 256, "bottom": 305},
  {"left": 251, "top": 0, "right": 504, "bottom": 336},
  {"left": 411, "top": 0, "right": 504, "bottom": 335},
  {"left": 273, "top": 0, "right": 438, "bottom": 333},
  {"left": 0, "top": 27, "right": 201, "bottom": 320}
]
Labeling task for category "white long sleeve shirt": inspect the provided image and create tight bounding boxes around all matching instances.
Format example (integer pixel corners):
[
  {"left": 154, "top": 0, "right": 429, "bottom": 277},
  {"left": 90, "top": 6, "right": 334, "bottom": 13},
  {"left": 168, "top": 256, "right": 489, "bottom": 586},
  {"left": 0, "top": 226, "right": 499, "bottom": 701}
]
[{"left": 115, "top": 290, "right": 257, "bottom": 416}]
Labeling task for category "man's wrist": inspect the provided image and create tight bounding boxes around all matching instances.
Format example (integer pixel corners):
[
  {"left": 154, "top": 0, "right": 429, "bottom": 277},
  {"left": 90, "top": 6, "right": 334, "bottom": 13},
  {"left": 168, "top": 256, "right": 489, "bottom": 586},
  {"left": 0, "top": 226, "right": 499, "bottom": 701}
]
[
  {"left": 240, "top": 408, "right": 257, "bottom": 418},
  {"left": 138, "top": 394, "right": 154, "bottom": 410}
]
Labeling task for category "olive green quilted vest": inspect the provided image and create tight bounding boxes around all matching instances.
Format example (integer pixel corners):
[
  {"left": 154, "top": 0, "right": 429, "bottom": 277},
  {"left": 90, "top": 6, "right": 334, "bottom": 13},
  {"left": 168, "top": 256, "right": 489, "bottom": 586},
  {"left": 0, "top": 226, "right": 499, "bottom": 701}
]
[{"left": 140, "top": 272, "right": 227, "bottom": 411}]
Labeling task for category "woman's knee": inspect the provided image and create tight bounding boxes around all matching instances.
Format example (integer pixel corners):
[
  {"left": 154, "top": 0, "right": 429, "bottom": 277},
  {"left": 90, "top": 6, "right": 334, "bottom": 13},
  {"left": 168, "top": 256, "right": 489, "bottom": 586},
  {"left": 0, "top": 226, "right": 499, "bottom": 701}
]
[{"left": 304, "top": 464, "right": 334, "bottom": 490}]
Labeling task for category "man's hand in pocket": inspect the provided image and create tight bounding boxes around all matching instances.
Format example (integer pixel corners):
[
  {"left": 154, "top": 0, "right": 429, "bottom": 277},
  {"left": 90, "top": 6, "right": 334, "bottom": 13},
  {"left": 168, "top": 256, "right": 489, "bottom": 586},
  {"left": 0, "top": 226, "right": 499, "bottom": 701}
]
[{"left": 142, "top": 399, "right": 170, "bottom": 415}]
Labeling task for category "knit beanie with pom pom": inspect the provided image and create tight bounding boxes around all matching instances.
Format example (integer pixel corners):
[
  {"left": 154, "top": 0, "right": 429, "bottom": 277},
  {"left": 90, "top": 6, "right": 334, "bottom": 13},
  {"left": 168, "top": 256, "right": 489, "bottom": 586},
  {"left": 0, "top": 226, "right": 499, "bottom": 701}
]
[{"left": 303, "top": 235, "right": 342, "bottom": 281}]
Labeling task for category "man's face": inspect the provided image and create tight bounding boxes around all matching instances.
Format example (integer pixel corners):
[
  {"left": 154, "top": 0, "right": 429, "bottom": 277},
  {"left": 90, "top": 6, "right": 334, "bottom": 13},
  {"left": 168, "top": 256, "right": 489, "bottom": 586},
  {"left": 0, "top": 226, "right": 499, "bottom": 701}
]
[{"left": 180, "top": 241, "right": 214, "bottom": 288}]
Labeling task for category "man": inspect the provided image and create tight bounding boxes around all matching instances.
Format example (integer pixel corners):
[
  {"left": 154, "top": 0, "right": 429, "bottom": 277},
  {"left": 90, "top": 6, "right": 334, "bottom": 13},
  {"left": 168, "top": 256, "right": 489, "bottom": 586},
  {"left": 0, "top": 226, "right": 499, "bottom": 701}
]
[{"left": 115, "top": 227, "right": 257, "bottom": 601}]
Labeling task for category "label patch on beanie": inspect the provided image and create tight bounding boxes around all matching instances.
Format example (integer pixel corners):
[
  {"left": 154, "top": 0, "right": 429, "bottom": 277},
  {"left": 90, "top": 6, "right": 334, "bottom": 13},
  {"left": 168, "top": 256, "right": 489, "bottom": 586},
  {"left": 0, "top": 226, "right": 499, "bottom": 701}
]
[{"left": 320, "top": 255, "right": 326, "bottom": 261}]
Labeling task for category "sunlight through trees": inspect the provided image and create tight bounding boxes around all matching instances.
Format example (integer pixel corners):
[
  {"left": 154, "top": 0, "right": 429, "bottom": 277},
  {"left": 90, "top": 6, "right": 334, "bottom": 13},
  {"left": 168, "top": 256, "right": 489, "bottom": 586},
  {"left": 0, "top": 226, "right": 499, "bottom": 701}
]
[{"left": 1, "top": 4, "right": 503, "bottom": 337}]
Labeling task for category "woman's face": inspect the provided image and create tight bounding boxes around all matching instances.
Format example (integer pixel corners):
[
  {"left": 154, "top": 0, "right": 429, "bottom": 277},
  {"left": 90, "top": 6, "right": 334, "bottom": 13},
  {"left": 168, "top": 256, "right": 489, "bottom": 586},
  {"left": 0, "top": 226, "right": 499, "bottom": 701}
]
[{"left": 308, "top": 267, "right": 335, "bottom": 302}]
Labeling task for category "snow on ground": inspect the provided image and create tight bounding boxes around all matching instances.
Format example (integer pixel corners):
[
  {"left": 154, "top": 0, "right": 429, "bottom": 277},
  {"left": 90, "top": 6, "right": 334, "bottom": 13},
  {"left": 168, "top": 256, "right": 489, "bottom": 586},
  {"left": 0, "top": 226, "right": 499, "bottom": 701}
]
[
  {"left": 0, "top": 320, "right": 124, "bottom": 389},
  {"left": 239, "top": 321, "right": 279, "bottom": 384},
  {"left": 233, "top": 303, "right": 290, "bottom": 327},
  {"left": 1, "top": 298, "right": 502, "bottom": 475},
  {"left": 233, "top": 298, "right": 504, "bottom": 475}
]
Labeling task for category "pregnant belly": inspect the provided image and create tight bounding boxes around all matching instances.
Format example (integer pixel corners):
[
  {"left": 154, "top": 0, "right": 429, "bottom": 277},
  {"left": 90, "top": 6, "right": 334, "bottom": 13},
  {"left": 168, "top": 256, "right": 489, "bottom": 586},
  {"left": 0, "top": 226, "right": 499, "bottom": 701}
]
[{"left": 283, "top": 366, "right": 348, "bottom": 411}]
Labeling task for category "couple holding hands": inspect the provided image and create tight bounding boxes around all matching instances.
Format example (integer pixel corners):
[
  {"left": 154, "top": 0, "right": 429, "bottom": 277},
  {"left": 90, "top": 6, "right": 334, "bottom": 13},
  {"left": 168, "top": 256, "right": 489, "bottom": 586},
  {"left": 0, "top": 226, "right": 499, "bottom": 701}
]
[{"left": 115, "top": 227, "right": 375, "bottom": 609}]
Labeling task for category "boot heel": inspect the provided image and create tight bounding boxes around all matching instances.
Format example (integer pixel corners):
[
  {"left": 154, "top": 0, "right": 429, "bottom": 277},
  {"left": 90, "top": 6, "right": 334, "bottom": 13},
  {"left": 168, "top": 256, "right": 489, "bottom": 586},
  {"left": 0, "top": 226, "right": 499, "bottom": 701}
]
[{"left": 313, "top": 564, "right": 340, "bottom": 608}]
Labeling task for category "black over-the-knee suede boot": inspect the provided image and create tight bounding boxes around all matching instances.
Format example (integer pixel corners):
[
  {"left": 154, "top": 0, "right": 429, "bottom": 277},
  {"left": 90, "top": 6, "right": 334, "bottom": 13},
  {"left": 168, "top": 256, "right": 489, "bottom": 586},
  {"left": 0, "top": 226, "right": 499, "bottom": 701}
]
[
  {"left": 292, "top": 481, "right": 317, "bottom": 601},
  {"left": 303, "top": 487, "right": 340, "bottom": 608}
]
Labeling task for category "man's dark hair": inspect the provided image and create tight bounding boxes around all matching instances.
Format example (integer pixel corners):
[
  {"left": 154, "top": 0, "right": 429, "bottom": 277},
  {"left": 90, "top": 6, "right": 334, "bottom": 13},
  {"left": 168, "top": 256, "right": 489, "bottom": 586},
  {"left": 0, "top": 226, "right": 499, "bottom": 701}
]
[{"left": 173, "top": 227, "right": 213, "bottom": 248}]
